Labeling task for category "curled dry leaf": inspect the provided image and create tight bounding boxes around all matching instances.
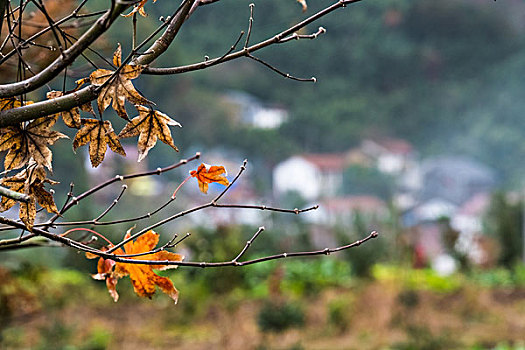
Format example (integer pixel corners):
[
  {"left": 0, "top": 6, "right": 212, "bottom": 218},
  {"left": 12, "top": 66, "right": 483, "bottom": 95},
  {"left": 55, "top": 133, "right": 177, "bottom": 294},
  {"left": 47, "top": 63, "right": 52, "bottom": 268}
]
[
  {"left": 122, "top": 0, "right": 157, "bottom": 17},
  {"left": 72, "top": 119, "right": 126, "bottom": 168},
  {"left": 190, "top": 163, "right": 229, "bottom": 194},
  {"left": 87, "top": 247, "right": 120, "bottom": 302},
  {"left": 0, "top": 165, "right": 59, "bottom": 231},
  {"left": 118, "top": 106, "right": 181, "bottom": 162},
  {"left": 0, "top": 110, "right": 67, "bottom": 171},
  {"left": 86, "top": 229, "right": 184, "bottom": 303},
  {"left": 89, "top": 44, "right": 150, "bottom": 119}
]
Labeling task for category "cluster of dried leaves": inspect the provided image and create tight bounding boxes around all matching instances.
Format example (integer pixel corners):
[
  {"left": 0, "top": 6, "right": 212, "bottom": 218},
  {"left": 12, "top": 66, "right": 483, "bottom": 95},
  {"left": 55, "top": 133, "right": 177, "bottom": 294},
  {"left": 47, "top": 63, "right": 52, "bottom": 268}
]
[
  {"left": 0, "top": 0, "right": 308, "bottom": 303},
  {"left": 0, "top": 37, "right": 230, "bottom": 301},
  {"left": 0, "top": 45, "right": 183, "bottom": 229}
]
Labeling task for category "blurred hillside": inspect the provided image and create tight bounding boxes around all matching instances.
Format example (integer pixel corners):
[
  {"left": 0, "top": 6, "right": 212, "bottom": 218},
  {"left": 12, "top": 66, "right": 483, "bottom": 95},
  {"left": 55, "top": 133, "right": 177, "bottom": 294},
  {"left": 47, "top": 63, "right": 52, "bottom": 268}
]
[{"left": 82, "top": 0, "right": 525, "bottom": 189}]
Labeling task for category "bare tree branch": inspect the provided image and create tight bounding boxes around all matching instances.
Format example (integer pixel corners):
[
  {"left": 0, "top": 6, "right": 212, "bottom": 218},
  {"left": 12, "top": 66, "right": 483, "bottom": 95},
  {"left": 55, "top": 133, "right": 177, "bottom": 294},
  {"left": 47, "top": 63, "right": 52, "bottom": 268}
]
[
  {"left": 0, "top": 0, "right": 356, "bottom": 127},
  {"left": 40, "top": 152, "right": 202, "bottom": 230},
  {"left": 0, "top": 85, "right": 97, "bottom": 127},
  {"left": 133, "top": 0, "right": 196, "bottom": 66},
  {"left": 143, "top": 0, "right": 363, "bottom": 75},
  {"left": 246, "top": 52, "right": 316, "bottom": 82},
  {"left": 0, "top": 1, "right": 129, "bottom": 98},
  {"left": 0, "top": 0, "right": 381, "bottom": 283},
  {"left": 0, "top": 0, "right": 8, "bottom": 40},
  {"left": 0, "top": 184, "right": 30, "bottom": 203},
  {"left": 71, "top": 230, "right": 379, "bottom": 268}
]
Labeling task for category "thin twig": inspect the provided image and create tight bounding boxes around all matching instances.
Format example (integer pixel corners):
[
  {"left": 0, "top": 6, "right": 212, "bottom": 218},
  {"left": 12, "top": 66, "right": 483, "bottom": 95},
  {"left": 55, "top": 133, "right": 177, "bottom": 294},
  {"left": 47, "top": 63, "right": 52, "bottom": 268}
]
[
  {"left": 232, "top": 226, "right": 264, "bottom": 263},
  {"left": 41, "top": 153, "right": 201, "bottom": 229},
  {"left": 247, "top": 53, "right": 316, "bottom": 82},
  {"left": 214, "top": 159, "right": 246, "bottom": 202},
  {"left": 106, "top": 159, "right": 316, "bottom": 253},
  {"left": 94, "top": 184, "right": 127, "bottom": 221},
  {"left": 79, "top": 231, "right": 380, "bottom": 268},
  {"left": 279, "top": 26, "right": 326, "bottom": 43},
  {"left": 143, "top": 0, "right": 364, "bottom": 75},
  {"left": 32, "top": 0, "right": 65, "bottom": 55},
  {"left": 243, "top": 3, "right": 254, "bottom": 49}
]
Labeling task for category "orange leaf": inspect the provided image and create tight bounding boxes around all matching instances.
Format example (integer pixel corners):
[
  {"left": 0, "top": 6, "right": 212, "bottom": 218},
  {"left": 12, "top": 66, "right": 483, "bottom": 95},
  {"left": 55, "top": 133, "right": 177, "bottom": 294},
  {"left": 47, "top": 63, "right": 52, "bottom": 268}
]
[
  {"left": 88, "top": 229, "right": 184, "bottom": 303},
  {"left": 190, "top": 163, "right": 229, "bottom": 194},
  {"left": 122, "top": 0, "right": 158, "bottom": 17}
]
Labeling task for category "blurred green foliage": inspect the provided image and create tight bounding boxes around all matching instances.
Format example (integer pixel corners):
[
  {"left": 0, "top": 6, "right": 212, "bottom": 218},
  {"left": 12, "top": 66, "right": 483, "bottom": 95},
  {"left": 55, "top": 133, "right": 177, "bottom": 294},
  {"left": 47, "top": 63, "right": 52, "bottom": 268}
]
[
  {"left": 468, "top": 265, "right": 525, "bottom": 288},
  {"left": 372, "top": 264, "right": 462, "bottom": 293},
  {"left": 343, "top": 166, "right": 395, "bottom": 200},
  {"left": 484, "top": 192, "right": 524, "bottom": 268},
  {"left": 392, "top": 325, "right": 459, "bottom": 350},
  {"left": 336, "top": 212, "right": 390, "bottom": 277},
  {"left": 327, "top": 295, "right": 354, "bottom": 333},
  {"left": 256, "top": 300, "right": 305, "bottom": 333}
]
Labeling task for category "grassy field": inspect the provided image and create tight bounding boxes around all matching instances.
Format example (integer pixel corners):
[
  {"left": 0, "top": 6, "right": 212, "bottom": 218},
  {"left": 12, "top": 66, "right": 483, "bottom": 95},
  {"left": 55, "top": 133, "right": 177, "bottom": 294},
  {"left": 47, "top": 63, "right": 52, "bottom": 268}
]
[{"left": 1, "top": 263, "right": 525, "bottom": 350}]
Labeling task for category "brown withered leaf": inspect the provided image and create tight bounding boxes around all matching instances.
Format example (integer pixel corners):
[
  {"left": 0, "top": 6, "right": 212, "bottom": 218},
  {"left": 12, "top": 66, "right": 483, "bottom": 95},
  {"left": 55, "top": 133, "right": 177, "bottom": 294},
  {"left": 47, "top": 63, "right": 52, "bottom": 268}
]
[
  {"left": 0, "top": 174, "right": 25, "bottom": 212},
  {"left": 80, "top": 102, "right": 95, "bottom": 115},
  {"left": 190, "top": 163, "right": 229, "bottom": 194},
  {"left": 118, "top": 106, "right": 181, "bottom": 162},
  {"left": 0, "top": 115, "right": 67, "bottom": 171},
  {"left": 0, "top": 97, "right": 22, "bottom": 111},
  {"left": 0, "top": 166, "right": 59, "bottom": 231},
  {"left": 89, "top": 44, "right": 149, "bottom": 119},
  {"left": 87, "top": 228, "right": 184, "bottom": 303},
  {"left": 72, "top": 119, "right": 126, "bottom": 168},
  {"left": 46, "top": 91, "right": 82, "bottom": 128}
]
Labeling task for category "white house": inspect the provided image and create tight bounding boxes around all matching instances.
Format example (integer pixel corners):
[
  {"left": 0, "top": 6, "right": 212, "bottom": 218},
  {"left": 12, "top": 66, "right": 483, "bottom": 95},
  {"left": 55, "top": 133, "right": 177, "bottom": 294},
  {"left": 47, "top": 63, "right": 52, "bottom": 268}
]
[
  {"left": 222, "top": 91, "right": 288, "bottom": 129},
  {"left": 361, "top": 138, "right": 415, "bottom": 175},
  {"left": 273, "top": 153, "right": 346, "bottom": 200}
]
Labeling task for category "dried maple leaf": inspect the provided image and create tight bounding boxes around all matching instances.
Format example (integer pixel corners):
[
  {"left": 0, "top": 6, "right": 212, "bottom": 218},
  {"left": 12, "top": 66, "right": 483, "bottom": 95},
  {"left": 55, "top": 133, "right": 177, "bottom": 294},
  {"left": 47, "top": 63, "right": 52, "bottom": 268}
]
[
  {"left": 0, "top": 174, "right": 25, "bottom": 212},
  {"left": 0, "top": 165, "right": 59, "bottom": 231},
  {"left": 46, "top": 91, "right": 82, "bottom": 128},
  {"left": 89, "top": 44, "right": 150, "bottom": 119},
  {"left": 72, "top": 119, "right": 126, "bottom": 168},
  {"left": 123, "top": 0, "right": 157, "bottom": 17},
  {"left": 0, "top": 97, "right": 22, "bottom": 111},
  {"left": 0, "top": 115, "right": 67, "bottom": 171},
  {"left": 118, "top": 106, "right": 181, "bottom": 162},
  {"left": 190, "top": 163, "right": 229, "bottom": 194},
  {"left": 87, "top": 229, "right": 184, "bottom": 303}
]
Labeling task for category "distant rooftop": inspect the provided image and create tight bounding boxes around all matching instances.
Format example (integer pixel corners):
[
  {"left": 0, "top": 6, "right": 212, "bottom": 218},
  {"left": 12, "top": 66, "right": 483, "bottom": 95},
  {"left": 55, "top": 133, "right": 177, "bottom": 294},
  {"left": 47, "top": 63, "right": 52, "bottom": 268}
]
[
  {"left": 320, "top": 195, "right": 387, "bottom": 215},
  {"left": 301, "top": 153, "right": 347, "bottom": 171},
  {"left": 362, "top": 138, "right": 414, "bottom": 155}
]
